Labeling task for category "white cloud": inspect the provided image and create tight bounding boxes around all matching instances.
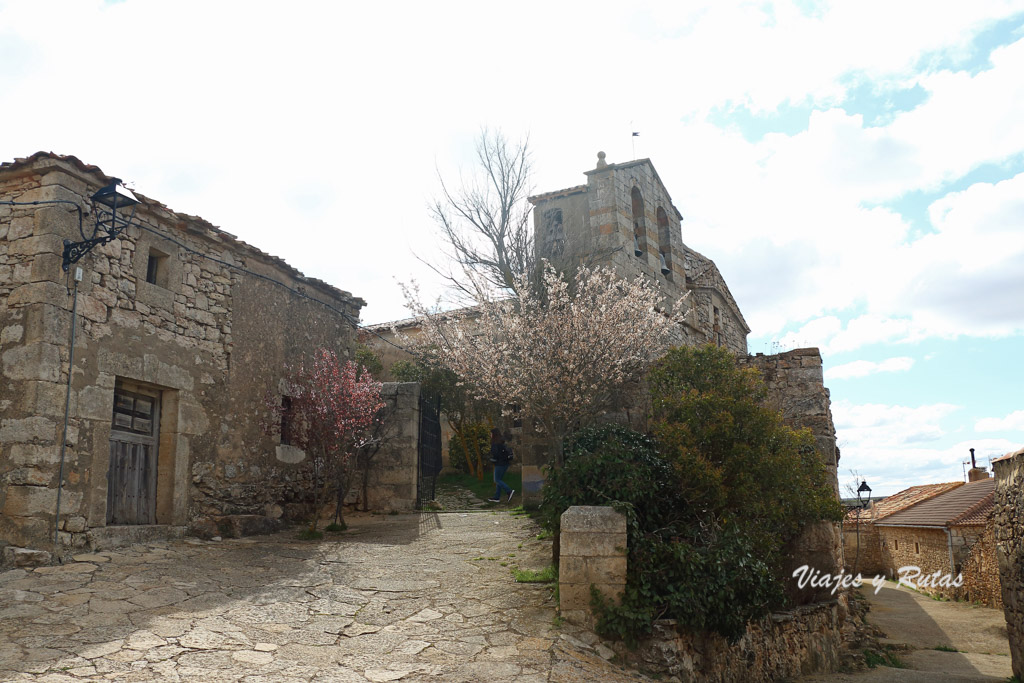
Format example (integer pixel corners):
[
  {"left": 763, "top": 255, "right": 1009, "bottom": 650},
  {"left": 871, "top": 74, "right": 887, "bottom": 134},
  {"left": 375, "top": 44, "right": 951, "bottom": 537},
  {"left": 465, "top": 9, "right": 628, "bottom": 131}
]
[
  {"left": 825, "top": 357, "right": 914, "bottom": 380},
  {"left": 976, "top": 410, "right": 1024, "bottom": 432}
]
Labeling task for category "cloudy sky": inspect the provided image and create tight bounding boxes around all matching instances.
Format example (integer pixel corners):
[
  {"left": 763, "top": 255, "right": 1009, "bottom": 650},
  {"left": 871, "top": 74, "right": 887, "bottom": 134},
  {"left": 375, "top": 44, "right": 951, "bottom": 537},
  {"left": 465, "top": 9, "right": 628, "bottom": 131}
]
[{"left": 2, "top": 0, "right": 1022, "bottom": 496}]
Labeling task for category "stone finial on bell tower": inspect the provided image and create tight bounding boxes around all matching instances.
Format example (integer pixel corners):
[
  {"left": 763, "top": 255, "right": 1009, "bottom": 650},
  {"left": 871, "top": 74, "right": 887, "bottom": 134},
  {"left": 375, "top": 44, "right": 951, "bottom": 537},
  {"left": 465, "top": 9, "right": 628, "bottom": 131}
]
[{"left": 595, "top": 151, "right": 607, "bottom": 169}]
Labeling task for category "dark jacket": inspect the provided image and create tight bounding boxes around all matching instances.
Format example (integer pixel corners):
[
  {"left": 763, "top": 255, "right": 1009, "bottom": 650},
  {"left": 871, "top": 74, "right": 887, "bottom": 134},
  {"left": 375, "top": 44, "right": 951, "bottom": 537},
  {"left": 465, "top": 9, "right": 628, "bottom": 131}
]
[{"left": 490, "top": 442, "right": 511, "bottom": 465}]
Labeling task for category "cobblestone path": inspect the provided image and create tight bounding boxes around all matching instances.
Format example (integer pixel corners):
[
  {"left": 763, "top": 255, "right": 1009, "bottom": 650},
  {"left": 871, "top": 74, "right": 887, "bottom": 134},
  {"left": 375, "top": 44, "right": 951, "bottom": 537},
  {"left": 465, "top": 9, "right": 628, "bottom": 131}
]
[{"left": 0, "top": 512, "right": 652, "bottom": 682}]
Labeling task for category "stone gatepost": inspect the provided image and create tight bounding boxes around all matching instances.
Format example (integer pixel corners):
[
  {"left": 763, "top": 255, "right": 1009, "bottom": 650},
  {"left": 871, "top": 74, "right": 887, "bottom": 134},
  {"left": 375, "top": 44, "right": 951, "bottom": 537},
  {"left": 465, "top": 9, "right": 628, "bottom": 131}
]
[{"left": 559, "top": 505, "right": 627, "bottom": 627}]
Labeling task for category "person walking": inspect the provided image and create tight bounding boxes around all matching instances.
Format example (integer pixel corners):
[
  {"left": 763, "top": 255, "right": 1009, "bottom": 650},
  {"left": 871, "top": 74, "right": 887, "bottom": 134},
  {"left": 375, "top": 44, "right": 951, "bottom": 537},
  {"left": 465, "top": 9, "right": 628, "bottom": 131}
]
[{"left": 487, "top": 428, "right": 515, "bottom": 503}]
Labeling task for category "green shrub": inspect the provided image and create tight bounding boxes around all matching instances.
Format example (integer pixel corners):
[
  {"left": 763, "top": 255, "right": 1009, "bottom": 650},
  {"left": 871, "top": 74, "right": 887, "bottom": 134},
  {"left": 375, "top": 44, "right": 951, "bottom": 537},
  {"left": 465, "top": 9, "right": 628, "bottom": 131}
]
[
  {"left": 447, "top": 422, "right": 491, "bottom": 474},
  {"left": 540, "top": 346, "right": 842, "bottom": 646}
]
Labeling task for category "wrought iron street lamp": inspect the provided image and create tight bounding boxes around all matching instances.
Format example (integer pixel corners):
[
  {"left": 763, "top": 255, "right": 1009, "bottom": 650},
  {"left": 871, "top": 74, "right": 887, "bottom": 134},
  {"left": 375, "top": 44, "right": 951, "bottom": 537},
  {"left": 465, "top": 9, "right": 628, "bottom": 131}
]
[
  {"left": 857, "top": 480, "right": 872, "bottom": 508},
  {"left": 61, "top": 178, "right": 140, "bottom": 271}
]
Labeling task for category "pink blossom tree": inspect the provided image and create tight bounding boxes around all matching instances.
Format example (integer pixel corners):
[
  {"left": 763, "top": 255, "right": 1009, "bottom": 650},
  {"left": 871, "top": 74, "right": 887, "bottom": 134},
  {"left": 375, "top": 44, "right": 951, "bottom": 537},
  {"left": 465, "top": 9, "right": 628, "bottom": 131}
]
[
  {"left": 264, "top": 349, "right": 385, "bottom": 533},
  {"left": 402, "top": 263, "right": 687, "bottom": 467}
]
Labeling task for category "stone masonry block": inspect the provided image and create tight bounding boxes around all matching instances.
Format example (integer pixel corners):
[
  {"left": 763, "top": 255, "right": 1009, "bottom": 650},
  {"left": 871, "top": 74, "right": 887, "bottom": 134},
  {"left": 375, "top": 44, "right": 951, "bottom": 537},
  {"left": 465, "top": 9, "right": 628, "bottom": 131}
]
[
  {"left": 0, "top": 416, "right": 57, "bottom": 444},
  {"left": 7, "top": 234, "right": 63, "bottom": 257},
  {"left": 2, "top": 546, "right": 52, "bottom": 568},
  {"left": 33, "top": 204, "right": 79, "bottom": 240},
  {"left": 3, "top": 485, "right": 82, "bottom": 518},
  {"left": 21, "top": 380, "right": 70, "bottom": 418},
  {"left": 6, "top": 281, "right": 69, "bottom": 308},
  {"left": 2, "top": 342, "right": 61, "bottom": 382},
  {"left": 5, "top": 467, "right": 52, "bottom": 486},
  {"left": 559, "top": 582, "right": 599, "bottom": 611},
  {"left": 77, "top": 385, "right": 113, "bottom": 421},
  {"left": 561, "top": 505, "right": 627, "bottom": 535},
  {"left": 1, "top": 324, "right": 24, "bottom": 344},
  {"left": 560, "top": 531, "right": 627, "bottom": 558},
  {"left": 9, "top": 444, "right": 61, "bottom": 466},
  {"left": 29, "top": 252, "right": 63, "bottom": 282},
  {"left": 9, "top": 216, "right": 34, "bottom": 240},
  {"left": 24, "top": 304, "right": 70, "bottom": 345},
  {"left": 559, "top": 554, "right": 628, "bottom": 586}
]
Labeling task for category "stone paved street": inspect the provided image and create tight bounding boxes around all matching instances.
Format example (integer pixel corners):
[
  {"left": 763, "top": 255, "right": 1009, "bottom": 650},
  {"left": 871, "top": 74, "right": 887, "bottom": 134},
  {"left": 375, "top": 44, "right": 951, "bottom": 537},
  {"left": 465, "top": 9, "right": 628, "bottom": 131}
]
[{"left": 0, "top": 512, "right": 652, "bottom": 682}]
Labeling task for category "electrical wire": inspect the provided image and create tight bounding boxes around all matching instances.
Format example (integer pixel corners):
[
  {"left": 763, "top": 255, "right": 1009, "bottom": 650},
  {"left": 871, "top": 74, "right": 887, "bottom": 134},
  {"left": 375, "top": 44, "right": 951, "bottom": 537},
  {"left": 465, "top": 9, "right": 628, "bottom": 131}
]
[{"left": 2, "top": 197, "right": 415, "bottom": 354}]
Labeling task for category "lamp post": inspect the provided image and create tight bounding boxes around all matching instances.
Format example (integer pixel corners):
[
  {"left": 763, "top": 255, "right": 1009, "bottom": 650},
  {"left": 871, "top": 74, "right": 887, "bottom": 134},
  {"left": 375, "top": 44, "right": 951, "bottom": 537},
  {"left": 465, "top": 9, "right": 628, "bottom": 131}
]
[
  {"left": 853, "top": 479, "right": 872, "bottom": 574},
  {"left": 55, "top": 178, "right": 140, "bottom": 559}
]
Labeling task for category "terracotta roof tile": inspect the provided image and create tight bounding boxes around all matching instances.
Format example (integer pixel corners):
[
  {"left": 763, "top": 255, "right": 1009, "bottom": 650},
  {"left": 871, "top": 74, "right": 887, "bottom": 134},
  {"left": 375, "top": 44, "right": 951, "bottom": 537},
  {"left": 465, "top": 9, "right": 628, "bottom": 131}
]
[
  {"left": 876, "top": 479, "right": 994, "bottom": 528},
  {"left": 845, "top": 481, "right": 963, "bottom": 523},
  {"left": 952, "top": 491, "right": 994, "bottom": 526}
]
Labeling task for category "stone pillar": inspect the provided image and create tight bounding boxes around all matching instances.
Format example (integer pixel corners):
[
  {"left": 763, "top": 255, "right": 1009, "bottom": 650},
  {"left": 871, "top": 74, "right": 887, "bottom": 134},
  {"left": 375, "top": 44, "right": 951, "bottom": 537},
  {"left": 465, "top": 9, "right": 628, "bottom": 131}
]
[
  {"left": 993, "top": 447, "right": 1024, "bottom": 679},
  {"left": 558, "top": 505, "right": 627, "bottom": 627}
]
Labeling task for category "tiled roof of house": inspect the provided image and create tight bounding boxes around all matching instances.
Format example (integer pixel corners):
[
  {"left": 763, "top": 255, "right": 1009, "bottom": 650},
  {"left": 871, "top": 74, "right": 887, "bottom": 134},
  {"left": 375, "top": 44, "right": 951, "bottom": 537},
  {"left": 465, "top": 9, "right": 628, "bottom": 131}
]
[
  {"left": 876, "top": 479, "right": 994, "bottom": 528},
  {"left": 844, "top": 481, "right": 963, "bottom": 523},
  {"left": 951, "top": 490, "right": 995, "bottom": 526},
  {"left": 528, "top": 184, "right": 587, "bottom": 203}
]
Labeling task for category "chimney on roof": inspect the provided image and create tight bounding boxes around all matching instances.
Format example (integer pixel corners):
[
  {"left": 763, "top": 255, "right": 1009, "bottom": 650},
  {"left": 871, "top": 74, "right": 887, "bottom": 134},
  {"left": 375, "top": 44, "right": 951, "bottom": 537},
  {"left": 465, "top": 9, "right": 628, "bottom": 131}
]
[{"left": 967, "top": 447, "right": 990, "bottom": 482}]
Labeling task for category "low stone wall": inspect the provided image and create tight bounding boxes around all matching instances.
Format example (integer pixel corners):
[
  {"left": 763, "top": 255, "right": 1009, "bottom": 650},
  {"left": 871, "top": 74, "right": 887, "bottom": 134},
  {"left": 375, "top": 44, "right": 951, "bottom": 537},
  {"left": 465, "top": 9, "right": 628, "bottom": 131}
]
[
  {"left": 994, "top": 447, "right": 1024, "bottom": 678},
  {"left": 558, "top": 504, "right": 842, "bottom": 680},
  {"left": 615, "top": 602, "right": 841, "bottom": 682}
]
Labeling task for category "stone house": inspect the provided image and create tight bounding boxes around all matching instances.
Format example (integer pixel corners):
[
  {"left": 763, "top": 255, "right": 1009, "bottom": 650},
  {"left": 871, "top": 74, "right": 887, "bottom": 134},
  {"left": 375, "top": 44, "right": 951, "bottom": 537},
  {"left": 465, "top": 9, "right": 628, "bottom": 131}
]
[
  {"left": 842, "top": 481, "right": 964, "bottom": 576},
  {"left": 869, "top": 476, "right": 997, "bottom": 602},
  {"left": 0, "top": 152, "right": 420, "bottom": 564}
]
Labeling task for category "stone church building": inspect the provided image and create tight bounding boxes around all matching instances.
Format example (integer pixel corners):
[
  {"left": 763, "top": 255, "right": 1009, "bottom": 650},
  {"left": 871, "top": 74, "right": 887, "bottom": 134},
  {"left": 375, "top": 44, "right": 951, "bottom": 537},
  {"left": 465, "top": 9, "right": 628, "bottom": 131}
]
[
  {"left": 529, "top": 151, "right": 749, "bottom": 355},
  {"left": 0, "top": 153, "right": 420, "bottom": 563},
  {"left": 370, "top": 153, "right": 840, "bottom": 529}
]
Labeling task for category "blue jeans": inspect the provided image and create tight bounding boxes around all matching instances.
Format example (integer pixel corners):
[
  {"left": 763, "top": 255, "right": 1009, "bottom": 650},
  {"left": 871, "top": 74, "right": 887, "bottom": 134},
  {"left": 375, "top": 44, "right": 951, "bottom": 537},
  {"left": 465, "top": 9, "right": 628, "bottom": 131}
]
[{"left": 493, "top": 464, "right": 512, "bottom": 498}]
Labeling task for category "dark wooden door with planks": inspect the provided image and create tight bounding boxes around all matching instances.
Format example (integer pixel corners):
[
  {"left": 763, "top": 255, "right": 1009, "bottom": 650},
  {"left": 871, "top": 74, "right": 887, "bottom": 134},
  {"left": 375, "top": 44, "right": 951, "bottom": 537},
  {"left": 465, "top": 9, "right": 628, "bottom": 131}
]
[{"left": 106, "top": 386, "right": 160, "bottom": 525}]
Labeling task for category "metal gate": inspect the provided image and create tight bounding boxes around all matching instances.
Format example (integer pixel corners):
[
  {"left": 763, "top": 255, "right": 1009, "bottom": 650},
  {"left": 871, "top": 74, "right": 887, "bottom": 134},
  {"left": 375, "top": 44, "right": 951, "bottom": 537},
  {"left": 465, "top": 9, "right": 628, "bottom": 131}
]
[
  {"left": 417, "top": 395, "right": 443, "bottom": 508},
  {"left": 106, "top": 387, "right": 160, "bottom": 525}
]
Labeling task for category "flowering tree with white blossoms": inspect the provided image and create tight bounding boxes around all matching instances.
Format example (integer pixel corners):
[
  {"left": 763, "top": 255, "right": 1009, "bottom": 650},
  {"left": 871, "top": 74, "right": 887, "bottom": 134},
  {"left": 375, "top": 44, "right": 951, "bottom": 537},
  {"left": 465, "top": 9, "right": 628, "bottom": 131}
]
[{"left": 402, "top": 263, "right": 687, "bottom": 467}]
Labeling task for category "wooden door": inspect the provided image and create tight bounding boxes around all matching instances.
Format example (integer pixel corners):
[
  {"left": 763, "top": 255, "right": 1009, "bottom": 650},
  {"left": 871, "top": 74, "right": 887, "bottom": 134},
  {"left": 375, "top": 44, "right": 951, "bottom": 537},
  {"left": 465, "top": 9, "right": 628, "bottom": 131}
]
[{"left": 106, "top": 387, "right": 160, "bottom": 525}]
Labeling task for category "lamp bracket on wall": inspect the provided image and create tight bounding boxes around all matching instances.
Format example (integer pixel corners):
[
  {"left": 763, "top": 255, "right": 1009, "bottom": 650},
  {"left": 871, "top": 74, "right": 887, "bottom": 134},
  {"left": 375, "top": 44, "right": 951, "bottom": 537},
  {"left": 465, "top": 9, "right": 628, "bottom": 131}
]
[{"left": 61, "top": 178, "right": 140, "bottom": 271}]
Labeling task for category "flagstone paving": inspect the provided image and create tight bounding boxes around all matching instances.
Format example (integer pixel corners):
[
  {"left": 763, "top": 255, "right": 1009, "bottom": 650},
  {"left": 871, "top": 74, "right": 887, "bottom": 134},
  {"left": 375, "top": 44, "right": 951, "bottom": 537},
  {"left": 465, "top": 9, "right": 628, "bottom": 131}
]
[{"left": 0, "top": 512, "right": 652, "bottom": 682}]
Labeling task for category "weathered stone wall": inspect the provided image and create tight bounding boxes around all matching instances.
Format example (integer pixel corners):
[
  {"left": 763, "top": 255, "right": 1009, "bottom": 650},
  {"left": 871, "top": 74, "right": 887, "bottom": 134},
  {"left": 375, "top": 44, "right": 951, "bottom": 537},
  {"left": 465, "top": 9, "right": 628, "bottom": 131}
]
[
  {"left": 993, "top": 447, "right": 1024, "bottom": 678},
  {"left": 843, "top": 520, "right": 883, "bottom": 575},
  {"left": 876, "top": 526, "right": 951, "bottom": 583},
  {"left": 956, "top": 519, "right": 1002, "bottom": 607},
  {"left": 618, "top": 602, "right": 842, "bottom": 682},
  {"left": 0, "top": 153, "right": 365, "bottom": 560},
  {"left": 351, "top": 382, "right": 420, "bottom": 512},
  {"left": 741, "top": 348, "right": 843, "bottom": 598}
]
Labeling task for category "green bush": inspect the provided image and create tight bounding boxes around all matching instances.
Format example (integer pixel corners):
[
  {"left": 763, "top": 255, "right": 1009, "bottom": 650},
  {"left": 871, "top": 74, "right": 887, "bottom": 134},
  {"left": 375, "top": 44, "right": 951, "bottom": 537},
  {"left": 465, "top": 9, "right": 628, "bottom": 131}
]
[
  {"left": 540, "top": 345, "right": 842, "bottom": 646},
  {"left": 447, "top": 422, "right": 491, "bottom": 474}
]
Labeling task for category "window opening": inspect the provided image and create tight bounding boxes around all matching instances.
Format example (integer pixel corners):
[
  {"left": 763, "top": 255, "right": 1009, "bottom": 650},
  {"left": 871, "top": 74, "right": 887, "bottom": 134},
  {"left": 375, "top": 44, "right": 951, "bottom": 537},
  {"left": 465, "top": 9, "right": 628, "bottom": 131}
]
[
  {"left": 631, "top": 187, "right": 646, "bottom": 257},
  {"left": 280, "top": 396, "right": 294, "bottom": 446},
  {"left": 542, "top": 208, "right": 564, "bottom": 258},
  {"left": 145, "top": 248, "right": 168, "bottom": 286},
  {"left": 657, "top": 207, "right": 672, "bottom": 275}
]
